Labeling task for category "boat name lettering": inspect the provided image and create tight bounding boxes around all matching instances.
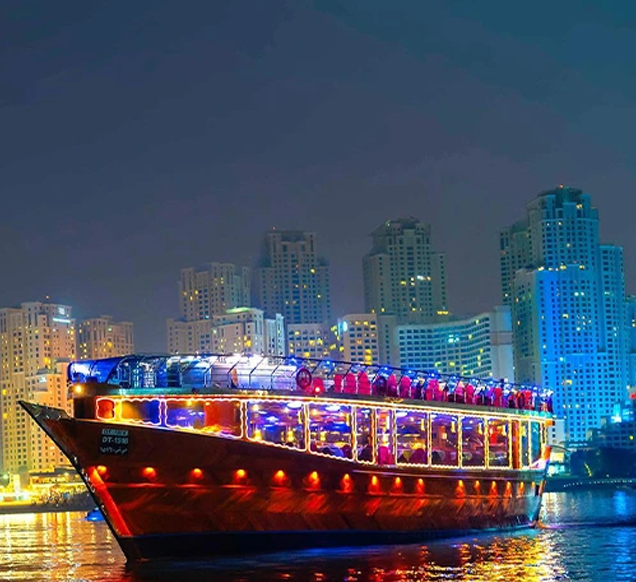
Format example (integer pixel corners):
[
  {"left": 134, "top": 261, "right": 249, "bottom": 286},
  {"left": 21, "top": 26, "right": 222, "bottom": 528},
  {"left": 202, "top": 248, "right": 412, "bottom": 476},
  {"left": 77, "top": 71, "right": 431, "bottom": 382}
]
[{"left": 100, "top": 428, "right": 129, "bottom": 455}]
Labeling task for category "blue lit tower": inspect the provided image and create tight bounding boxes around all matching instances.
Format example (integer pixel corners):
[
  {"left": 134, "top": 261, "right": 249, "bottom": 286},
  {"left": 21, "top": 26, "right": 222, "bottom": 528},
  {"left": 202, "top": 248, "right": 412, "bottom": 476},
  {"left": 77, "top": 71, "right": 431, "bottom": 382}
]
[{"left": 501, "top": 187, "right": 629, "bottom": 445}]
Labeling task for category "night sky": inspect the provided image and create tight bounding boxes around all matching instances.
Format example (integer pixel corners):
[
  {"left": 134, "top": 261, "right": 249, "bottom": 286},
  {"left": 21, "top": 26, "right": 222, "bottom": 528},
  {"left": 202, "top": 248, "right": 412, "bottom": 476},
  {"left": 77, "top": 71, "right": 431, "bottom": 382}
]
[{"left": 2, "top": 0, "right": 636, "bottom": 351}]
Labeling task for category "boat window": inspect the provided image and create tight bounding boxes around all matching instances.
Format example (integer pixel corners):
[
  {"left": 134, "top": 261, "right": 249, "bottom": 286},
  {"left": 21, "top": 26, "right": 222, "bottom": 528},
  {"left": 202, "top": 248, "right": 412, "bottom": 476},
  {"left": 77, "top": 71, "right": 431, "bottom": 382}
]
[
  {"left": 396, "top": 410, "right": 427, "bottom": 465},
  {"left": 120, "top": 399, "right": 161, "bottom": 424},
  {"left": 165, "top": 399, "right": 241, "bottom": 436},
  {"left": 376, "top": 409, "right": 395, "bottom": 465},
  {"left": 431, "top": 414, "right": 458, "bottom": 466},
  {"left": 488, "top": 419, "right": 510, "bottom": 467},
  {"left": 247, "top": 401, "right": 305, "bottom": 449},
  {"left": 530, "top": 421, "right": 542, "bottom": 465},
  {"left": 308, "top": 403, "right": 353, "bottom": 458},
  {"left": 461, "top": 416, "right": 485, "bottom": 467},
  {"left": 520, "top": 421, "right": 530, "bottom": 468},
  {"left": 355, "top": 407, "right": 374, "bottom": 463},
  {"left": 96, "top": 398, "right": 115, "bottom": 420}
]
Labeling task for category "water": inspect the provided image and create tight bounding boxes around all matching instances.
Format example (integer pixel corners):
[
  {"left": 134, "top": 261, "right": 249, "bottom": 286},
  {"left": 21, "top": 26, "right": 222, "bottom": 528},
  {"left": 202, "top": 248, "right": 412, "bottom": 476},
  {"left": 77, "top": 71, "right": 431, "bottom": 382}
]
[{"left": 1, "top": 491, "right": 636, "bottom": 582}]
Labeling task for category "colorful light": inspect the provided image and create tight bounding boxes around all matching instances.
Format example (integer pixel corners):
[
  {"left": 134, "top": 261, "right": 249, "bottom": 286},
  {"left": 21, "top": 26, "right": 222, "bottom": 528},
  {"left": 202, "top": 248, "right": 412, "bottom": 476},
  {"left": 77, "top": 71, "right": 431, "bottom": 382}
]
[
  {"left": 142, "top": 466, "right": 157, "bottom": 480},
  {"left": 191, "top": 468, "right": 203, "bottom": 479},
  {"left": 96, "top": 465, "right": 107, "bottom": 476}
]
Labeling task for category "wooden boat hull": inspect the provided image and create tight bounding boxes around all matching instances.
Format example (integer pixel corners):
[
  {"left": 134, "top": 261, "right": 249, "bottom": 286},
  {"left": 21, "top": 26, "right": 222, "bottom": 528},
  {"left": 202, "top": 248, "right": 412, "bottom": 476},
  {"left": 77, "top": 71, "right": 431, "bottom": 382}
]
[{"left": 21, "top": 402, "right": 546, "bottom": 563}]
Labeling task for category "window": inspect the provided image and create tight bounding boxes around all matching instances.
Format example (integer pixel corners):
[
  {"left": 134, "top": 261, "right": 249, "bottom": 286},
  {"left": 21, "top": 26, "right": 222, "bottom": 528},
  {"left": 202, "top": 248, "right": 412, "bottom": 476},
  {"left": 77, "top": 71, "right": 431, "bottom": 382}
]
[
  {"left": 431, "top": 414, "right": 458, "bottom": 466},
  {"left": 530, "top": 421, "right": 542, "bottom": 465},
  {"left": 461, "top": 416, "right": 485, "bottom": 467},
  {"left": 120, "top": 399, "right": 161, "bottom": 425},
  {"left": 247, "top": 401, "right": 304, "bottom": 449},
  {"left": 165, "top": 399, "right": 241, "bottom": 437},
  {"left": 397, "top": 410, "right": 427, "bottom": 464},
  {"left": 376, "top": 409, "right": 395, "bottom": 465},
  {"left": 488, "top": 419, "right": 510, "bottom": 467},
  {"left": 309, "top": 403, "right": 353, "bottom": 458},
  {"left": 356, "top": 407, "right": 374, "bottom": 462}
]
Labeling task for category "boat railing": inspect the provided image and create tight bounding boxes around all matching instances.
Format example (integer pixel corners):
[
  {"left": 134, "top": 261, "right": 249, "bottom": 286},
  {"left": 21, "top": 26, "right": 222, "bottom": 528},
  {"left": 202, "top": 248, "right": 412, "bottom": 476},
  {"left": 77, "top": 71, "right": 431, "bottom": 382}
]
[{"left": 67, "top": 354, "right": 554, "bottom": 412}]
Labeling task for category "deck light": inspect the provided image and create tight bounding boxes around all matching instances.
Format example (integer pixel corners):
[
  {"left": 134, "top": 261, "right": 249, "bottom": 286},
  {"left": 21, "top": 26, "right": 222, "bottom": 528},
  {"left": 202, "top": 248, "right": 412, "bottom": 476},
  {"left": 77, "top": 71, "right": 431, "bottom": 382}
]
[
  {"left": 191, "top": 468, "right": 203, "bottom": 479},
  {"left": 96, "top": 465, "right": 107, "bottom": 476}
]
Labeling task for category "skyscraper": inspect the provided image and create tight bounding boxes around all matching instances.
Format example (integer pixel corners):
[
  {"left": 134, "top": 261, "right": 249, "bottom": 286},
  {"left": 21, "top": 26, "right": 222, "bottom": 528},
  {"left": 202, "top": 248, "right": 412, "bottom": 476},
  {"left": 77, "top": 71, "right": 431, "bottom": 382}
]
[
  {"left": 395, "top": 307, "right": 514, "bottom": 380},
  {"left": 0, "top": 302, "right": 76, "bottom": 474},
  {"left": 254, "top": 231, "right": 331, "bottom": 325},
  {"left": 167, "top": 308, "right": 285, "bottom": 356},
  {"left": 335, "top": 314, "right": 380, "bottom": 365},
  {"left": 78, "top": 315, "right": 134, "bottom": 360},
  {"left": 179, "top": 263, "right": 250, "bottom": 322},
  {"left": 502, "top": 187, "right": 630, "bottom": 445},
  {"left": 363, "top": 218, "right": 448, "bottom": 323}
]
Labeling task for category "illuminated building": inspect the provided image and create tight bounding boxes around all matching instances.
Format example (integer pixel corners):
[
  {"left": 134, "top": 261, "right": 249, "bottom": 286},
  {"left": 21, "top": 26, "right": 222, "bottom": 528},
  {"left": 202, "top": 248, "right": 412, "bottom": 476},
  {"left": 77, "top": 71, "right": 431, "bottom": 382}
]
[
  {"left": 627, "top": 295, "right": 636, "bottom": 390},
  {"left": 395, "top": 307, "right": 514, "bottom": 380},
  {"left": 287, "top": 323, "right": 334, "bottom": 359},
  {"left": 179, "top": 263, "right": 250, "bottom": 322},
  {"left": 363, "top": 217, "right": 449, "bottom": 323},
  {"left": 78, "top": 315, "right": 134, "bottom": 360},
  {"left": 335, "top": 314, "right": 379, "bottom": 365},
  {"left": 254, "top": 231, "right": 331, "bottom": 325},
  {"left": 502, "top": 186, "right": 630, "bottom": 445},
  {"left": 167, "top": 308, "right": 285, "bottom": 356},
  {"left": 0, "top": 301, "right": 76, "bottom": 474}
]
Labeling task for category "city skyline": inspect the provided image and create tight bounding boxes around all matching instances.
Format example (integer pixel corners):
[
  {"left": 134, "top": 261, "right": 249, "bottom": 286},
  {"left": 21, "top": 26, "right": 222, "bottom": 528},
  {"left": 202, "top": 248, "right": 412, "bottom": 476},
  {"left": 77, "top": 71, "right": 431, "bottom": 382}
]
[
  {"left": 3, "top": 1, "right": 636, "bottom": 351},
  {"left": 1, "top": 194, "right": 634, "bottom": 355}
]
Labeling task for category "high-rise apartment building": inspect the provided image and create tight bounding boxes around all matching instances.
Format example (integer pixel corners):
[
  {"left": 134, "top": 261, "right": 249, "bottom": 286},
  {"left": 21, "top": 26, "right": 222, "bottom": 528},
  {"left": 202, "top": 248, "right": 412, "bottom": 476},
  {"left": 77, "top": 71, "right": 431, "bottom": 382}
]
[
  {"left": 363, "top": 218, "right": 448, "bottom": 324},
  {"left": 287, "top": 323, "right": 334, "bottom": 360},
  {"left": 254, "top": 231, "right": 331, "bottom": 325},
  {"left": 179, "top": 263, "right": 250, "bottom": 322},
  {"left": 167, "top": 308, "right": 285, "bottom": 356},
  {"left": 78, "top": 316, "right": 134, "bottom": 360},
  {"left": 0, "top": 302, "right": 76, "bottom": 474},
  {"left": 501, "top": 186, "right": 630, "bottom": 444},
  {"left": 335, "top": 314, "right": 380, "bottom": 365},
  {"left": 395, "top": 307, "right": 514, "bottom": 380}
]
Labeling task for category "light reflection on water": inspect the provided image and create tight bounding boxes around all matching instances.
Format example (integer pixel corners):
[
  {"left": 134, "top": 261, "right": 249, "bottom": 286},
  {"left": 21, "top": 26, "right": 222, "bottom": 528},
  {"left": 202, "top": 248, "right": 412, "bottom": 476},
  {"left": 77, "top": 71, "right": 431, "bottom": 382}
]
[{"left": 2, "top": 491, "right": 636, "bottom": 582}]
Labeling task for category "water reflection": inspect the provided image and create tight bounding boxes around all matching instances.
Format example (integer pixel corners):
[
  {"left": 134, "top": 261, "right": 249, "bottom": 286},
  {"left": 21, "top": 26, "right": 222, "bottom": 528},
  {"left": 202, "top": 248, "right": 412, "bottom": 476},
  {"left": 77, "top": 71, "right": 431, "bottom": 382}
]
[{"left": 2, "top": 491, "right": 636, "bottom": 582}]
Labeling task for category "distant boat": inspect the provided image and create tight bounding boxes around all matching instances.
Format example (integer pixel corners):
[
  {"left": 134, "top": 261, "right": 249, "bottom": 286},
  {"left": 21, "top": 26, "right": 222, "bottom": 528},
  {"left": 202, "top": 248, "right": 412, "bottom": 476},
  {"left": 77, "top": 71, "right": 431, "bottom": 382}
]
[{"left": 22, "top": 353, "right": 553, "bottom": 563}]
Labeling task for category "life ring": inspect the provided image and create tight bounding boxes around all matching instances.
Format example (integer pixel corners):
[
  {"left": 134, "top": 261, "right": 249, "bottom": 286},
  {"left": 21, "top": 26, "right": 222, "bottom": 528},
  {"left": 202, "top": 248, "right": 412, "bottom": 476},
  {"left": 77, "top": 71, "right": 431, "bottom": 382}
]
[{"left": 296, "top": 367, "right": 312, "bottom": 390}]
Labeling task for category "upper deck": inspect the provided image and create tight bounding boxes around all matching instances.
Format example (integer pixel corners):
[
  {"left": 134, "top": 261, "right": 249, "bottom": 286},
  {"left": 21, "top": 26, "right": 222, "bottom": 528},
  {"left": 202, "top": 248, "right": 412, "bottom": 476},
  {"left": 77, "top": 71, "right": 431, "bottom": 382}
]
[{"left": 68, "top": 354, "right": 553, "bottom": 414}]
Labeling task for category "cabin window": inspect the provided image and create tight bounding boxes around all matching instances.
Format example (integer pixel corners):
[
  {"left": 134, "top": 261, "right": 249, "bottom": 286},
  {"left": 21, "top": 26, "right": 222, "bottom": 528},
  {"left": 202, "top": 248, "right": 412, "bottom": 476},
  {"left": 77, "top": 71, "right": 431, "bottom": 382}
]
[
  {"left": 247, "top": 401, "right": 305, "bottom": 449},
  {"left": 396, "top": 410, "right": 427, "bottom": 465},
  {"left": 488, "top": 419, "right": 510, "bottom": 467},
  {"left": 309, "top": 403, "right": 353, "bottom": 458},
  {"left": 431, "top": 414, "right": 458, "bottom": 466},
  {"left": 96, "top": 398, "right": 115, "bottom": 420},
  {"left": 355, "top": 407, "right": 374, "bottom": 463},
  {"left": 461, "top": 416, "right": 485, "bottom": 467},
  {"left": 165, "top": 399, "right": 241, "bottom": 436},
  {"left": 520, "top": 421, "right": 530, "bottom": 468},
  {"left": 530, "top": 421, "right": 542, "bottom": 465},
  {"left": 120, "top": 399, "right": 161, "bottom": 424},
  {"left": 376, "top": 409, "right": 395, "bottom": 465}
]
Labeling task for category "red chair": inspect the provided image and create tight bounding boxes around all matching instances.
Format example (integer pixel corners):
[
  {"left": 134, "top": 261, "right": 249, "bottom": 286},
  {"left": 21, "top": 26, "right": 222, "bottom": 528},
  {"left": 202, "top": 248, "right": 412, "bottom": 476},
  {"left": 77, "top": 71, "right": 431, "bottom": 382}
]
[
  {"left": 387, "top": 374, "right": 398, "bottom": 397},
  {"left": 344, "top": 372, "right": 357, "bottom": 394},
  {"left": 493, "top": 386, "right": 504, "bottom": 407},
  {"left": 357, "top": 372, "right": 371, "bottom": 395},
  {"left": 427, "top": 379, "right": 439, "bottom": 401},
  {"left": 465, "top": 383, "right": 475, "bottom": 404},
  {"left": 333, "top": 374, "right": 343, "bottom": 393},
  {"left": 399, "top": 376, "right": 412, "bottom": 398}
]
